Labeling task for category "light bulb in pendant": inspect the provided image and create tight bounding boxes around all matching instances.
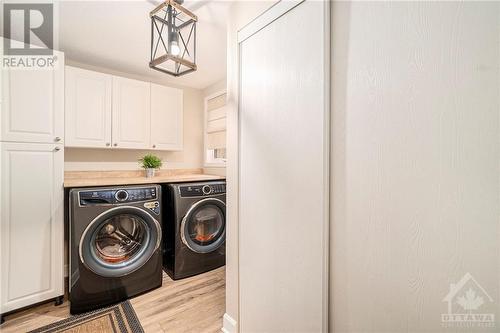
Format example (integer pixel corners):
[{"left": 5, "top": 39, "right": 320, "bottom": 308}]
[
  {"left": 170, "top": 40, "right": 180, "bottom": 56},
  {"left": 170, "top": 32, "right": 180, "bottom": 56}
]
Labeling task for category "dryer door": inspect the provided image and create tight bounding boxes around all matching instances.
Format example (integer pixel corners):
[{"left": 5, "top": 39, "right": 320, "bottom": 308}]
[
  {"left": 181, "top": 198, "right": 226, "bottom": 253},
  {"left": 79, "top": 206, "right": 161, "bottom": 277}
]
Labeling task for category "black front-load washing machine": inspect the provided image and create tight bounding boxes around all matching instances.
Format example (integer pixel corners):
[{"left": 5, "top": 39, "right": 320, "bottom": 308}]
[
  {"left": 69, "top": 185, "right": 162, "bottom": 314},
  {"left": 162, "top": 181, "right": 226, "bottom": 280}
]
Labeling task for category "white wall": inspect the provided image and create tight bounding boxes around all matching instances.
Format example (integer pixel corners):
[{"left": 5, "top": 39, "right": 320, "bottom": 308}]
[
  {"left": 64, "top": 61, "right": 205, "bottom": 171},
  {"left": 330, "top": 2, "right": 499, "bottom": 332},
  {"left": 203, "top": 79, "right": 226, "bottom": 97},
  {"left": 203, "top": 166, "right": 226, "bottom": 177}
]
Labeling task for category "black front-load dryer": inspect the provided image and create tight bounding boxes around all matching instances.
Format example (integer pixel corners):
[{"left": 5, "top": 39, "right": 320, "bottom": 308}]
[
  {"left": 69, "top": 185, "right": 162, "bottom": 314},
  {"left": 163, "top": 181, "right": 226, "bottom": 280}
]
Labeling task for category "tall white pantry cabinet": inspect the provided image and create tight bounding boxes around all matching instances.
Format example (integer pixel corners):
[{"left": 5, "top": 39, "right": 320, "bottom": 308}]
[{"left": 0, "top": 51, "right": 65, "bottom": 317}]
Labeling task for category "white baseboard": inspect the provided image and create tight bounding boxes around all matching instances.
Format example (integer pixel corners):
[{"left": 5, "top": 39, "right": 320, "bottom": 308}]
[{"left": 221, "top": 313, "right": 237, "bottom": 333}]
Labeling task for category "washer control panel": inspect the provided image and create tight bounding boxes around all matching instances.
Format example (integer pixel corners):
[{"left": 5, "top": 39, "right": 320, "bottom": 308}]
[
  {"left": 180, "top": 183, "right": 226, "bottom": 197},
  {"left": 79, "top": 187, "right": 158, "bottom": 206}
]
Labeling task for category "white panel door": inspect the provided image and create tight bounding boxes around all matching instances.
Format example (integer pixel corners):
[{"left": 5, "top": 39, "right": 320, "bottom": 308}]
[
  {"left": 150, "top": 83, "right": 183, "bottom": 151},
  {"left": 0, "top": 142, "right": 64, "bottom": 313},
  {"left": 1, "top": 51, "right": 64, "bottom": 144},
  {"left": 239, "top": 1, "right": 328, "bottom": 332},
  {"left": 112, "top": 76, "right": 151, "bottom": 149},
  {"left": 65, "top": 66, "right": 112, "bottom": 148}
]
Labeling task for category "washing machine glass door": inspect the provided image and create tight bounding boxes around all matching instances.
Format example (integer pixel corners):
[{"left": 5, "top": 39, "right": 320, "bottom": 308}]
[
  {"left": 181, "top": 198, "right": 226, "bottom": 253},
  {"left": 79, "top": 206, "right": 161, "bottom": 277}
]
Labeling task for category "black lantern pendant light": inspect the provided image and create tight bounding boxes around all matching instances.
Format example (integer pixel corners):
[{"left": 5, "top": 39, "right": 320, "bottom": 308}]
[{"left": 149, "top": 0, "right": 197, "bottom": 76}]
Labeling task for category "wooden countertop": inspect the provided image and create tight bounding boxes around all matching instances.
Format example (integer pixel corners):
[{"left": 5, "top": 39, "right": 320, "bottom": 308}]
[{"left": 64, "top": 169, "right": 225, "bottom": 188}]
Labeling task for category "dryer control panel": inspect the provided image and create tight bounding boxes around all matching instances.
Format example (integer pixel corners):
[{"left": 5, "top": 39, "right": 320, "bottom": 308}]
[
  {"left": 79, "top": 187, "right": 158, "bottom": 206},
  {"left": 180, "top": 183, "right": 226, "bottom": 197}
]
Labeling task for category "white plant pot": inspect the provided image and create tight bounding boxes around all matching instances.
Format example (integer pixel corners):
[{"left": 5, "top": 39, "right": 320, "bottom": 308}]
[{"left": 145, "top": 168, "right": 155, "bottom": 178}]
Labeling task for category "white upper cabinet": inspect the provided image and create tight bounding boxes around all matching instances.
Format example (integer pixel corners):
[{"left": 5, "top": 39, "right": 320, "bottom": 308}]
[
  {"left": 1, "top": 51, "right": 64, "bottom": 144},
  {"left": 63, "top": 67, "right": 184, "bottom": 151},
  {"left": 150, "top": 83, "right": 183, "bottom": 151},
  {"left": 65, "top": 66, "right": 112, "bottom": 148},
  {"left": 112, "top": 76, "right": 151, "bottom": 149}
]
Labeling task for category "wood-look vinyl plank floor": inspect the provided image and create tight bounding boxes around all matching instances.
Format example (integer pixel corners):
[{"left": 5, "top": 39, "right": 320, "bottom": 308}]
[{"left": 0, "top": 267, "right": 225, "bottom": 333}]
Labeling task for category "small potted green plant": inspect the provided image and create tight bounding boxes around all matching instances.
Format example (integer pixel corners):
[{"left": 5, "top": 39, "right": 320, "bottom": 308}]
[{"left": 139, "top": 154, "right": 163, "bottom": 178}]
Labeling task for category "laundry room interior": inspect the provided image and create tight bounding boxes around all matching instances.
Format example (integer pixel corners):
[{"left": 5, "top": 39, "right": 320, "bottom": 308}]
[
  {"left": 1, "top": 1, "right": 499, "bottom": 333},
  {"left": 1, "top": 0, "right": 231, "bottom": 332}
]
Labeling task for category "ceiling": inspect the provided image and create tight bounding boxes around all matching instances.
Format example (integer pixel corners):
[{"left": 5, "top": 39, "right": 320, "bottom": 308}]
[{"left": 58, "top": 1, "right": 228, "bottom": 89}]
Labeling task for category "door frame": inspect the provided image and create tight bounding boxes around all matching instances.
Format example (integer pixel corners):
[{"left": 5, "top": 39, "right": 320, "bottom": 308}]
[
  {"left": 227, "top": 1, "right": 331, "bottom": 332},
  {"left": 237, "top": 1, "right": 304, "bottom": 44}
]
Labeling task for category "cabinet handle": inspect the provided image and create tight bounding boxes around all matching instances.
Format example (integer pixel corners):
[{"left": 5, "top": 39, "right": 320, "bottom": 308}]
[
  {"left": 152, "top": 144, "right": 156, "bottom": 148},
  {"left": 54, "top": 147, "right": 60, "bottom": 152},
  {"left": 106, "top": 143, "right": 111, "bottom": 147},
  {"left": 54, "top": 137, "right": 61, "bottom": 142},
  {"left": 113, "top": 143, "right": 118, "bottom": 147}
]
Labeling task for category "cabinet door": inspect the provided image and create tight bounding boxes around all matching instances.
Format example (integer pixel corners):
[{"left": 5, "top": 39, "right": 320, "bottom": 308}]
[
  {"left": 150, "top": 83, "right": 183, "bottom": 151},
  {"left": 1, "top": 51, "right": 64, "bottom": 144},
  {"left": 112, "top": 76, "right": 150, "bottom": 149},
  {"left": 65, "top": 66, "right": 112, "bottom": 148},
  {"left": 0, "top": 142, "right": 64, "bottom": 313}
]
